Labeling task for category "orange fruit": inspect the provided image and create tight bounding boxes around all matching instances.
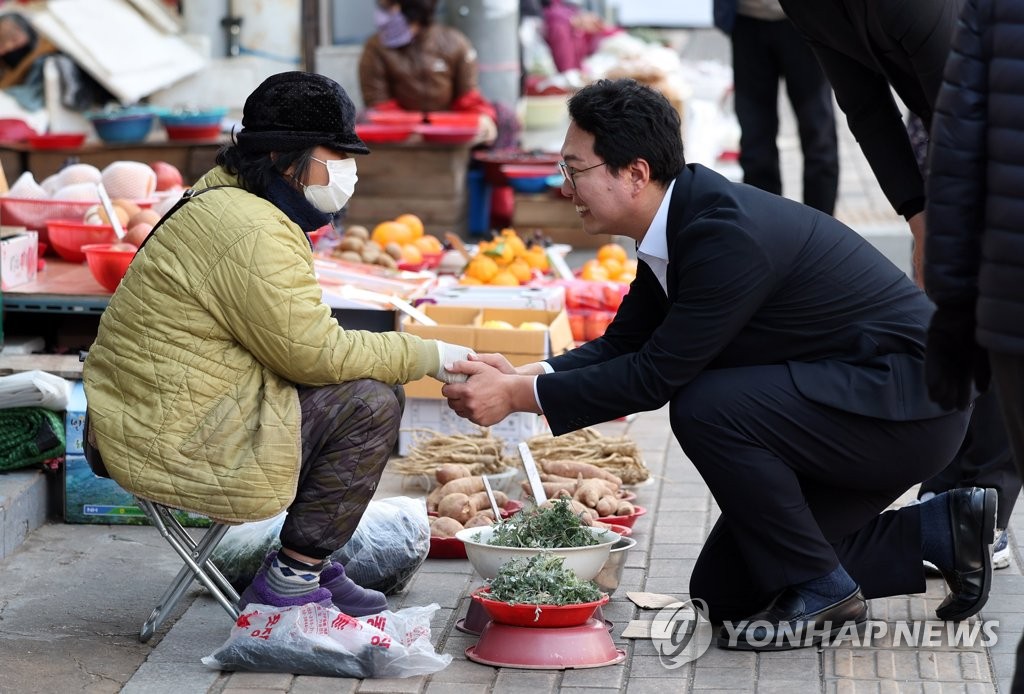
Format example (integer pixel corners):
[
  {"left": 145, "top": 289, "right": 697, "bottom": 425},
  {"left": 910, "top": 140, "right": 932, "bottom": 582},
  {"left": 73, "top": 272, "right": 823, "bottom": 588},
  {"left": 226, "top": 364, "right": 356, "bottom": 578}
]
[
  {"left": 622, "top": 258, "right": 638, "bottom": 274},
  {"left": 524, "top": 246, "right": 549, "bottom": 271},
  {"left": 400, "top": 243, "right": 423, "bottom": 264},
  {"left": 597, "top": 243, "right": 628, "bottom": 264},
  {"left": 414, "top": 234, "right": 443, "bottom": 254},
  {"left": 372, "top": 220, "right": 412, "bottom": 246},
  {"left": 508, "top": 257, "right": 532, "bottom": 283},
  {"left": 600, "top": 257, "right": 623, "bottom": 280},
  {"left": 580, "top": 259, "right": 610, "bottom": 281},
  {"left": 459, "top": 275, "right": 483, "bottom": 285},
  {"left": 394, "top": 213, "right": 424, "bottom": 240},
  {"left": 489, "top": 270, "right": 520, "bottom": 286},
  {"left": 465, "top": 254, "right": 499, "bottom": 283}
]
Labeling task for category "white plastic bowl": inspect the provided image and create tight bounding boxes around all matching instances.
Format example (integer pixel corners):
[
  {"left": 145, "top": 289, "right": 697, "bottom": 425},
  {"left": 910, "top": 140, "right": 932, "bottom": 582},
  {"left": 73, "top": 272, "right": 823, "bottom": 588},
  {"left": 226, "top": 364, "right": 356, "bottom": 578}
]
[{"left": 456, "top": 525, "right": 620, "bottom": 580}]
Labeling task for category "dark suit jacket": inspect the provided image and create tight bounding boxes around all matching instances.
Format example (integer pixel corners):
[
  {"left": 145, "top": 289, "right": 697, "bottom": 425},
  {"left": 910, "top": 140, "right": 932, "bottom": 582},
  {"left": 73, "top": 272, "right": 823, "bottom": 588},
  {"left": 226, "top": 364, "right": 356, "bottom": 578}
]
[
  {"left": 539, "top": 164, "right": 948, "bottom": 434},
  {"left": 778, "top": 0, "right": 963, "bottom": 218}
]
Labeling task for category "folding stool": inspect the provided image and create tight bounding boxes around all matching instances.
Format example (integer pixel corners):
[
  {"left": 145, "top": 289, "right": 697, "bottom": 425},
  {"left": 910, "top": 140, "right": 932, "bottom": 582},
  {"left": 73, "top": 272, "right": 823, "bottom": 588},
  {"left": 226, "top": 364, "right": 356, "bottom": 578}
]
[{"left": 83, "top": 414, "right": 242, "bottom": 642}]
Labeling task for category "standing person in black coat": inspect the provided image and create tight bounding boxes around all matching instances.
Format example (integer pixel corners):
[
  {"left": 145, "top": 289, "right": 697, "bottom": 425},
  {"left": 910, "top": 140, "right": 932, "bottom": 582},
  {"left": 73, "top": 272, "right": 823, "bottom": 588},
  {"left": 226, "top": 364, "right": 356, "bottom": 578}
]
[
  {"left": 442, "top": 78, "right": 995, "bottom": 652},
  {"left": 713, "top": 0, "right": 839, "bottom": 214},
  {"left": 778, "top": 0, "right": 963, "bottom": 287},
  {"left": 924, "top": 1, "right": 1024, "bottom": 686}
]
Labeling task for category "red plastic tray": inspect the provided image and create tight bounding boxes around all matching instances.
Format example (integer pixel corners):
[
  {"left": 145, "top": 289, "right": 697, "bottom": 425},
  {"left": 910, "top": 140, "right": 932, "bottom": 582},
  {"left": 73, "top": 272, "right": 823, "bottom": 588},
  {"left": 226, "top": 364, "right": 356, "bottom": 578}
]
[
  {"left": 416, "top": 124, "right": 477, "bottom": 145},
  {"left": 355, "top": 123, "right": 415, "bottom": 143},
  {"left": 26, "top": 133, "right": 86, "bottom": 149}
]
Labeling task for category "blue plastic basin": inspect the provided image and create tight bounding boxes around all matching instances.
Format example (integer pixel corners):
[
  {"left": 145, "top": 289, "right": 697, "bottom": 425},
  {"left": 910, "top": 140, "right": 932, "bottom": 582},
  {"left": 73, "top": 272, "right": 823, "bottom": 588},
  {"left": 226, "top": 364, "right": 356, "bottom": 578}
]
[{"left": 89, "top": 112, "right": 155, "bottom": 144}]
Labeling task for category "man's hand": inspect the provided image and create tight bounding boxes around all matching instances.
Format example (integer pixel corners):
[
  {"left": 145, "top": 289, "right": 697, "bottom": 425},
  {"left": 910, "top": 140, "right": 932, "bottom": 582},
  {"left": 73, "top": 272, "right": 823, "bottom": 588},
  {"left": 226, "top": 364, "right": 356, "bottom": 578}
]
[
  {"left": 908, "top": 211, "right": 926, "bottom": 290},
  {"left": 442, "top": 357, "right": 541, "bottom": 426}
]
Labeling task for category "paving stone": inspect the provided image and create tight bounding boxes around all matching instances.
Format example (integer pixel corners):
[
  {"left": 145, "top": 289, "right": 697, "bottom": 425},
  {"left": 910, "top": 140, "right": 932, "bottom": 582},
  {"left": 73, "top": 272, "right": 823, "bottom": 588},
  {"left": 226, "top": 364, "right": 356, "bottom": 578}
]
[
  {"left": 357, "top": 675, "right": 426, "bottom": 692},
  {"left": 290, "top": 676, "right": 359, "bottom": 694}
]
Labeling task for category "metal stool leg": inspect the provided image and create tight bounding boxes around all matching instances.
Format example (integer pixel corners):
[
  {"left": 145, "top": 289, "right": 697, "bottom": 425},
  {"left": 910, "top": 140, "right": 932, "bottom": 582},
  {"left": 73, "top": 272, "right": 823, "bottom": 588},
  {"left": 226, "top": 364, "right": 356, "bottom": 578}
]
[{"left": 136, "top": 499, "right": 241, "bottom": 642}]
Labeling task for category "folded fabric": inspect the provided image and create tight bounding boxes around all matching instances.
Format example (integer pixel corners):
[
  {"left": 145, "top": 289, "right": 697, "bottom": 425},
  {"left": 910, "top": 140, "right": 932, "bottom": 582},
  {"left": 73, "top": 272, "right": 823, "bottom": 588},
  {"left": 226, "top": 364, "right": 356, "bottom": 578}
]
[
  {"left": 0, "top": 370, "right": 72, "bottom": 411},
  {"left": 0, "top": 407, "right": 65, "bottom": 471}
]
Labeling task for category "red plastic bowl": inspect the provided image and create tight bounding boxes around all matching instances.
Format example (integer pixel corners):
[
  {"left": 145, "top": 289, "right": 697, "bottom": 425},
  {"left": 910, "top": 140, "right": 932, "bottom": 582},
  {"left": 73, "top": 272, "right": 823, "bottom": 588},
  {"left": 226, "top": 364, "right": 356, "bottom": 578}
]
[
  {"left": 471, "top": 587, "right": 609, "bottom": 628},
  {"left": 466, "top": 618, "right": 625, "bottom": 669},
  {"left": 47, "top": 220, "right": 117, "bottom": 263},
  {"left": 355, "top": 123, "right": 415, "bottom": 143},
  {"left": 416, "top": 124, "right": 477, "bottom": 145},
  {"left": 81, "top": 243, "right": 137, "bottom": 292},
  {"left": 366, "top": 110, "right": 425, "bottom": 126},
  {"left": 501, "top": 164, "right": 559, "bottom": 178},
  {"left": 428, "top": 535, "right": 468, "bottom": 559},
  {"left": 165, "top": 123, "right": 221, "bottom": 141},
  {"left": 596, "top": 504, "right": 647, "bottom": 529},
  {"left": 592, "top": 521, "right": 632, "bottom": 538},
  {"left": 427, "top": 111, "right": 481, "bottom": 128},
  {"left": 27, "top": 132, "right": 86, "bottom": 149}
]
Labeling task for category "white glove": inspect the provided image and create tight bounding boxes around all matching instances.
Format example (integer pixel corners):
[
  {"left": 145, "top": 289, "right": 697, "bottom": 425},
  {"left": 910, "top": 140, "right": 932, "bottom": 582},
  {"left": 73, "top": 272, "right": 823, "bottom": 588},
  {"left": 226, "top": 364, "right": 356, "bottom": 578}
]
[{"left": 432, "top": 341, "right": 475, "bottom": 384}]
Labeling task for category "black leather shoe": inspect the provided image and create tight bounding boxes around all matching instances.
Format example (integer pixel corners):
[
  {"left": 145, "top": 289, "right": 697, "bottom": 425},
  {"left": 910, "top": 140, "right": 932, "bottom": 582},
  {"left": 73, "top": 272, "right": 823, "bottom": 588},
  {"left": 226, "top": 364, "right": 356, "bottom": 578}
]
[
  {"left": 716, "top": 587, "right": 867, "bottom": 651},
  {"left": 935, "top": 487, "right": 997, "bottom": 621}
]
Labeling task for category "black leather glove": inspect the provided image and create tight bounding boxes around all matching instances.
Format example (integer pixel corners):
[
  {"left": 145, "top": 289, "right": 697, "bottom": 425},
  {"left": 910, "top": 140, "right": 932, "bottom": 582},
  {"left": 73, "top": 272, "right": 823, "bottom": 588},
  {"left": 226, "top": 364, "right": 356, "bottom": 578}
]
[{"left": 925, "top": 307, "right": 990, "bottom": 411}]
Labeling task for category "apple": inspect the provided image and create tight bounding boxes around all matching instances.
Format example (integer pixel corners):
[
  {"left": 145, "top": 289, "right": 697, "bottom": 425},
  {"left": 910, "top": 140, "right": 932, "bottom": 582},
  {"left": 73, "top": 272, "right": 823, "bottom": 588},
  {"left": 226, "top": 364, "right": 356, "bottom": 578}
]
[{"left": 150, "top": 160, "right": 183, "bottom": 191}]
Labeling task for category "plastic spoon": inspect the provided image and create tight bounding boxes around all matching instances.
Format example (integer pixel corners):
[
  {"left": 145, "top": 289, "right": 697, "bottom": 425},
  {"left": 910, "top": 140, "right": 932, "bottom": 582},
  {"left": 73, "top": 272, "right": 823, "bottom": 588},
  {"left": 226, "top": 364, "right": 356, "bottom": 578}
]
[
  {"left": 96, "top": 183, "right": 125, "bottom": 241},
  {"left": 518, "top": 442, "right": 547, "bottom": 504},
  {"left": 481, "top": 475, "right": 503, "bottom": 518}
]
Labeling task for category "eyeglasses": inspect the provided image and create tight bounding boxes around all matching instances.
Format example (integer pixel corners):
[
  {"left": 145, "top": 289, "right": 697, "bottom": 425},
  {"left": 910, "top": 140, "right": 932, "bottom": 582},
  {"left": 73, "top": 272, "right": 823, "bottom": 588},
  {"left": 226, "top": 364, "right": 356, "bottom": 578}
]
[{"left": 558, "top": 160, "right": 606, "bottom": 190}]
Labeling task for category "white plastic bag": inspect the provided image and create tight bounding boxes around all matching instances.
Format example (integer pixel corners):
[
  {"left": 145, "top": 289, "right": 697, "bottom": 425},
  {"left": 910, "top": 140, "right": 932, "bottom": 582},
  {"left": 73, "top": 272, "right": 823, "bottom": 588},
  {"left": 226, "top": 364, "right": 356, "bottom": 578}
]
[
  {"left": 211, "top": 497, "right": 430, "bottom": 595},
  {"left": 201, "top": 602, "right": 452, "bottom": 678},
  {"left": 0, "top": 371, "right": 72, "bottom": 410}
]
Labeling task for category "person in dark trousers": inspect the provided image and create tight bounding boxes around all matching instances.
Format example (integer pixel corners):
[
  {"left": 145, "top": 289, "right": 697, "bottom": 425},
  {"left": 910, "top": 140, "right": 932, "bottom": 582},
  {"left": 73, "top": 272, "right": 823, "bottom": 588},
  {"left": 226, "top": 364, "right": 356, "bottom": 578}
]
[
  {"left": 779, "top": 0, "right": 1018, "bottom": 570},
  {"left": 923, "top": 0, "right": 1024, "bottom": 686},
  {"left": 713, "top": 0, "right": 839, "bottom": 214},
  {"left": 441, "top": 78, "right": 995, "bottom": 652}
]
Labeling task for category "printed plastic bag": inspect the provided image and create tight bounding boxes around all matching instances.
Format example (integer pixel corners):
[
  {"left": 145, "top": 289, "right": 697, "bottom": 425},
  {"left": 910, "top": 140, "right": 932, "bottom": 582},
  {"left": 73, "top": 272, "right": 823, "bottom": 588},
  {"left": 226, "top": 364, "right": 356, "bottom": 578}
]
[
  {"left": 211, "top": 497, "right": 430, "bottom": 595},
  {"left": 202, "top": 602, "right": 451, "bottom": 678}
]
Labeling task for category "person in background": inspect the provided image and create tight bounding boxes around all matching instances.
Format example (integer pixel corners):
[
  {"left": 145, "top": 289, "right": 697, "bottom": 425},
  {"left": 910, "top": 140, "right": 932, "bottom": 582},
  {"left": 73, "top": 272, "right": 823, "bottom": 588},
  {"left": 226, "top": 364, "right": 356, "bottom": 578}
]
[
  {"left": 359, "top": 0, "right": 498, "bottom": 144},
  {"left": 540, "top": 0, "right": 619, "bottom": 74},
  {"left": 713, "top": 0, "right": 839, "bottom": 214},
  {"left": 83, "top": 72, "right": 473, "bottom": 615},
  {"left": 443, "top": 78, "right": 994, "bottom": 651},
  {"left": 778, "top": 0, "right": 963, "bottom": 289},
  {"left": 923, "top": 2, "right": 1024, "bottom": 684}
]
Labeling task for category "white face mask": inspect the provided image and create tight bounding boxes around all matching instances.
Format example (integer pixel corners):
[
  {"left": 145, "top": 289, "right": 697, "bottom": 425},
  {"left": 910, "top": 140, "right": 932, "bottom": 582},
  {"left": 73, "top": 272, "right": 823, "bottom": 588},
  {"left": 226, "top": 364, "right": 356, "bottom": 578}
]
[{"left": 303, "top": 157, "right": 358, "bottom": 213}]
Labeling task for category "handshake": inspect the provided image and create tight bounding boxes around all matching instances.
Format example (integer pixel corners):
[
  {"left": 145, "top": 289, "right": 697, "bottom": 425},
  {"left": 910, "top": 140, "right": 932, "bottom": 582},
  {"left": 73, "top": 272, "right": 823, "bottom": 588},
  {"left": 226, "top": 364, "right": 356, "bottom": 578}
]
[{"left": 430, "top": 341, "right": 476, "bottom": 384}]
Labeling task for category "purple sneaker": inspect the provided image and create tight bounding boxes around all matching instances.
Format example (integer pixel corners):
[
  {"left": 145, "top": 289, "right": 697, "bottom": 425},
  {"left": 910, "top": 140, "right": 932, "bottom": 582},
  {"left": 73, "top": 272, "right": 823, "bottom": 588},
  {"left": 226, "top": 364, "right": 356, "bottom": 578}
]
[
  {"left": 238, "top": 560, "right": 333, "bottom": 610},
  {"left": 320, "top": 561, "right": 389, "bottom": 617}
]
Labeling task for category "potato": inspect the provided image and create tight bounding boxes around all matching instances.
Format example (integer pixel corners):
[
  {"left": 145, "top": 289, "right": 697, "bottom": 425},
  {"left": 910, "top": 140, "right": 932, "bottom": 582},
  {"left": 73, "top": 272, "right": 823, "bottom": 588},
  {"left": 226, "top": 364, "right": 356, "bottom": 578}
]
[
  {"left": 346, "top": 224, "right": 369, "bottom": 240},
  {"left": 384, "top": 241, "right": 404, "bottom": 260},
  {"left": 465, "top": 512, "right": 494, "bottom": 528},
  {"left": 339, "top": 251, "right": 363, "bottom": 264},
  {"left": 437, "top": 492, "right": 476, "bottom": 524},
  {"left": 376, "top": 254, "right": 398, "bottom": 269},
  {"left": 430, "top": 516, "right": 464, "bottom": 538},
  {"left": 435, "top": 463, "right": 471, "bottom": 485},
  {"left": 339, "top": 236, "right": 364, "bottom": 253}
]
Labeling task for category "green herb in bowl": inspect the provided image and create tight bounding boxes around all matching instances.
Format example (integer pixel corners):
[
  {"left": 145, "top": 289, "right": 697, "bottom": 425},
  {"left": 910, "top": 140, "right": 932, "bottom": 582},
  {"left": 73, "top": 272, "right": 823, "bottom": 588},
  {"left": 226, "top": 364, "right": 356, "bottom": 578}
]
[
  {"left": 488, "top": 553, "right": 603, "bottom": 605},
  {"left": 484, "top": 497, "right": 601, "bottom": 548}
]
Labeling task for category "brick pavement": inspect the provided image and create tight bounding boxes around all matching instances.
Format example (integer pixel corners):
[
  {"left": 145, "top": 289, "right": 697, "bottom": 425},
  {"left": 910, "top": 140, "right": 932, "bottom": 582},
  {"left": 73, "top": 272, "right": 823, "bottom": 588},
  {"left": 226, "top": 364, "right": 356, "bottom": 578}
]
[{"left": 109, "top": 402, "right": 1019, "bottom": 693}]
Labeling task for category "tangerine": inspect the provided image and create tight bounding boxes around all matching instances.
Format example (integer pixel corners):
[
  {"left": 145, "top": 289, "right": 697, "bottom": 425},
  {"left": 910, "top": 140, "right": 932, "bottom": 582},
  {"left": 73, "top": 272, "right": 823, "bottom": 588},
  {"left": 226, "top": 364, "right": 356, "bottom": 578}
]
[
  {"left": 508, "top": 257, "right": 532, "bottom": 283},
  {"left": 394, "top": 213, "right": 424, "bottom": 240},
  {"left": 400, "top": 244, "right": 423, "bottom": 264},
  {"left": 600, "top": 257, "right": 623, "bottom": 280},
  {"left": 580, "top": 259, "right": 610, "bottom": 281},
  {"left": 372, "top": 220, "right": 413, "bottom": 246},
  {"left": 414, "top": 234, "right": 444, "bottom": 254},
  {"left": 489, "top": 270, "right": 520, "bottom": 286},
  {"left": 465, "top": 254, "right": 499, "bottom": 283},
  {"left": 459, "top": 275, "right": 483, "bottom": 285},
  {"left": 597, "top": 243, "right": 628, "bottom": 264}
]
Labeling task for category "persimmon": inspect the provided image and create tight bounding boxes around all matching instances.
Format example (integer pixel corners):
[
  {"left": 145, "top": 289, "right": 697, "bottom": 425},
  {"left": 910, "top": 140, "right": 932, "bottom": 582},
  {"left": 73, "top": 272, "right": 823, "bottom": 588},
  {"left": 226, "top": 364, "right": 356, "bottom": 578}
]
[
  {"left": 597, "top": 243, "right": 627, "bottom": 264},
  {"left": 395, "top": 213, "right": 424, "bottom": 239},
  {"left": 372, "top": 220, "right": 412, "bottom": 246}
]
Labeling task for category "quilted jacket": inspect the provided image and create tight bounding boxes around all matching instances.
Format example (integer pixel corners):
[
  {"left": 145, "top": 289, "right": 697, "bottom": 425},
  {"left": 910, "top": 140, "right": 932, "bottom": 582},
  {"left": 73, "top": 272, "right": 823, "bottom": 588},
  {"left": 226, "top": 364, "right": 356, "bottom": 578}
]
[
  {"left": 925, "top": 0, "right": 1024, "bottom": 355},
  {"left": 82, "top": 167, "right": 439, "bottom": 523}
]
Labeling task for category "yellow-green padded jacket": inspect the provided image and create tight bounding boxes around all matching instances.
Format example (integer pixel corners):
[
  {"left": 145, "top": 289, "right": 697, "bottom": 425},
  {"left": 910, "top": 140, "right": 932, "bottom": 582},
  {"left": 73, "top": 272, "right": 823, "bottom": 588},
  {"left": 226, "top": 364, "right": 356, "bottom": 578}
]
[{"left": 83, "top": 167, "right": 440, "bottom": 523}]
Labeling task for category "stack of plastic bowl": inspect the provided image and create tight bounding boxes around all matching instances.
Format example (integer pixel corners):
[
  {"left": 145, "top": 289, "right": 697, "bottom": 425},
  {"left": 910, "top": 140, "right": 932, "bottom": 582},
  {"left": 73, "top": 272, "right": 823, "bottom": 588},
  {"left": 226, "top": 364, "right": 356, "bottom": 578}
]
[
  {"left": 86, "top": 107, "right": 157, "bottom": 144},
  {"left": 158, "top": 107, "right": 227, "bottom": 141}
]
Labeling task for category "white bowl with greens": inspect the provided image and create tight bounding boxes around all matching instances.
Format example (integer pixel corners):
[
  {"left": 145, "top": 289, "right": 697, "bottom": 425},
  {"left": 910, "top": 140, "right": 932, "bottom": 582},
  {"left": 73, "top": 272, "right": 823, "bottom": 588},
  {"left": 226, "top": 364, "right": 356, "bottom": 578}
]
[{"left": 456, "top": 499, "right": 620, "bottom": 580}]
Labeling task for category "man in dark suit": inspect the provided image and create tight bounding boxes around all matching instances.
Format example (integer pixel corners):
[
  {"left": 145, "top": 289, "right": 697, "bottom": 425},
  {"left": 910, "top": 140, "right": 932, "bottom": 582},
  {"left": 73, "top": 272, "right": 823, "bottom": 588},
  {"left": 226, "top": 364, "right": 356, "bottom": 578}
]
[{"left": 442, "top": 78, "right": 994, "bottom": 651}]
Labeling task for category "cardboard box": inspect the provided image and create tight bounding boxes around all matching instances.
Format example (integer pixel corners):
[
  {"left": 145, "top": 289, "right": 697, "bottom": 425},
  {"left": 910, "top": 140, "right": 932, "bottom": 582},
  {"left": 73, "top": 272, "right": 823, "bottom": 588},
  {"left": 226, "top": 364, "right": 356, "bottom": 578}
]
[
  {"left": 398, "top": 397, "right": 549, "bottom": 456},
  {"left": 422, "top": 284, "right": 566, "bottom": 311},
  {"left": 0, "top": 228, "right": 38, "bottom": 290},
  {"left": 400, "top": 305, "right": 574, "bottom": 399},
  {"left": 65, "top": 380, "right": 86, "bottom": 456},
  {"left": 61, "top": 382, "right": 208, "bottom": 526},
  {"left": 63, "top": 454, "right": 210, "bottom": 526}
]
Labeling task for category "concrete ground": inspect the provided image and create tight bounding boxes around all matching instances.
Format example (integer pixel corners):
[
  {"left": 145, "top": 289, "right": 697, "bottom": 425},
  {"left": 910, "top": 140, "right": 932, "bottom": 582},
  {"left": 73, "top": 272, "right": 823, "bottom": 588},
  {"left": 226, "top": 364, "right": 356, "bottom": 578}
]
[{"left": 1, "top": 27, "right": 1014, "bottom": 694}]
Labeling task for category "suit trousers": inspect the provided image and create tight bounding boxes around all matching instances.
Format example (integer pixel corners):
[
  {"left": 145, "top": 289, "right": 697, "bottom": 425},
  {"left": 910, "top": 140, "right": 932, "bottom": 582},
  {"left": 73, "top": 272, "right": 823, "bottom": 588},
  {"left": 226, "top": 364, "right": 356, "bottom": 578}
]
[
  {"left": 673, "top": 365, "right": 970, "bottom": 622},
  {"left": 731, "top": 15, "right": 839, "bottom": 214},
  {"left": 918, "top": 388, "right": 1020, "bottom": 528},
  {"left": 280, "top": 380, "right": 403, "bottom": 559}
]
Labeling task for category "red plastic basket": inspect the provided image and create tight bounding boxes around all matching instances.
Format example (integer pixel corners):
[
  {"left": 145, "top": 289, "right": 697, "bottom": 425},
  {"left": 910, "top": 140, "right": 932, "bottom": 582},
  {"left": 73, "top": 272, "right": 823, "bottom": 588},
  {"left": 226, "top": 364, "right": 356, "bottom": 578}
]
[
  {"left": 471, "top": 587, "right": 609, "bottom": 628},
  {"left": 1, "top": 198, "right": 99, "bottom": 242}
]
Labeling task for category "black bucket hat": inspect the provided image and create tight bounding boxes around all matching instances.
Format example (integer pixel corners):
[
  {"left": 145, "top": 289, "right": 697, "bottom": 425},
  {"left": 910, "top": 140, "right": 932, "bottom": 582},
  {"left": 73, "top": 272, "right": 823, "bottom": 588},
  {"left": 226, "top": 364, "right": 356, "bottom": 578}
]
[{"left": 235, "top": 71, "right": 370, "bottom": 155}]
